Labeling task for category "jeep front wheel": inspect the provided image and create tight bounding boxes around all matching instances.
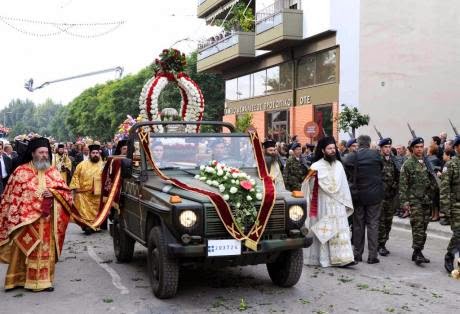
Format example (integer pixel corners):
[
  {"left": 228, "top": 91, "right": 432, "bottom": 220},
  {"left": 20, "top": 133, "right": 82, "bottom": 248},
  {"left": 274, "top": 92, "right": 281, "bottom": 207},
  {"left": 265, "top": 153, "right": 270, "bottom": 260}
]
[
  {"left": 266, "top": 248, "right": 303, "bottom": 287},
  {"left": 147, "top": 226, "right": 179, "bottom": 299},
  {"left": 113, "top": 216, "right": 135, "bottom": 263}
]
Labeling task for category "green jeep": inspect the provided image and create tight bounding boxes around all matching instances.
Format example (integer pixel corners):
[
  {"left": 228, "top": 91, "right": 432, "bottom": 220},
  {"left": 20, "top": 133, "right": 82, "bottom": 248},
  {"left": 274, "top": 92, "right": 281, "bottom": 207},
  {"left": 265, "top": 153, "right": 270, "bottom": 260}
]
[{"left": 110, "top": 121, "right": 312, "bottom": 299}]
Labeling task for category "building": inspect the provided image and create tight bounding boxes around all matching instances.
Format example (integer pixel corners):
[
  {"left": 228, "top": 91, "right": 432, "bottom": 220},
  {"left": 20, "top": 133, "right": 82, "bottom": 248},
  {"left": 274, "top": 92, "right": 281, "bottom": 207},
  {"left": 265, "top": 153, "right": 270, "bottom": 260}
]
[{"left": 197, "top": 0, "right": 460, "bottom": 146}]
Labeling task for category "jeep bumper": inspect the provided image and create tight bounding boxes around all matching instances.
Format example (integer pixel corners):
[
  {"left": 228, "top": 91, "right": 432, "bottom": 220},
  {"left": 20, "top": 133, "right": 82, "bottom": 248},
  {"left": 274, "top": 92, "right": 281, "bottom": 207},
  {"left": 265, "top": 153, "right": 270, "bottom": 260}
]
[{"left": 167, "top": 235, "right": 313, "bottom": 258}]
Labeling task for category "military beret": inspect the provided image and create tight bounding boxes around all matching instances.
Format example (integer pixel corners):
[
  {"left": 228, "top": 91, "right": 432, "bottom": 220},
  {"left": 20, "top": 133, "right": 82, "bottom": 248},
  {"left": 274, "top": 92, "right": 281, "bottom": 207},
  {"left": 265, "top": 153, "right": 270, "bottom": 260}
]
[
  {"left": 262, "top": 140, "right": 276, "bottom": 149},
  {"left": 453, "top": 136, "right": 460, "bottom": 147},
  {"left": 346, "top": 138, "right": 357, "bottom": 148},
  {"left": 378, "top": 137, "right": 392, "bottom": 147},
  {"left": 409, "top": 137, "right": 424, "bottom": 147},
  {"left": 290, "top": 142, "right": 301, "bottom": 150}
]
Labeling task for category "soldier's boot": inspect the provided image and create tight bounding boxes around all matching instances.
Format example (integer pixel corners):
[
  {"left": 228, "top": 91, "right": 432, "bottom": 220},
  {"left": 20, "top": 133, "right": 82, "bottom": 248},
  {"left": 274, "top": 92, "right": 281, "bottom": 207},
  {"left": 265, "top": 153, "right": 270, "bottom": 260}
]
[
  {"left": 419, "top": 251, "right": 430, "bottom": 263},
  {"left": 412, "top": 249, "right": 425, "bottom": 266},
  {"left": 378, "top": 246, "right": 390, "bottom": 256},
  {"left": 444, "top": 252, "right": 455, "bottom": 273}
]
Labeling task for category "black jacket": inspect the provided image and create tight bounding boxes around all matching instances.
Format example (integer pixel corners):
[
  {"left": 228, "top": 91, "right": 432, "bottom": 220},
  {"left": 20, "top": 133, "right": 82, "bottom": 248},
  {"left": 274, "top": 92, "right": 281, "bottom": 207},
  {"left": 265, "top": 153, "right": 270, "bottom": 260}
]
[
  {"left": 343, "top": 148, "right": 384, "bottom": 206},
  {"left": 0, "top": 153, "right": 13, "bottom": 195}
]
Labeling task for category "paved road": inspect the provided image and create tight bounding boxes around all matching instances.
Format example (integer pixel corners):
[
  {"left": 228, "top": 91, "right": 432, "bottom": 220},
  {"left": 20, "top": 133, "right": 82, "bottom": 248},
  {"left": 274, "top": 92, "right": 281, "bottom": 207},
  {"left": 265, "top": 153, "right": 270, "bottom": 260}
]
[{"left": 1, "top": 224, "right": 459, "bottom": 314}]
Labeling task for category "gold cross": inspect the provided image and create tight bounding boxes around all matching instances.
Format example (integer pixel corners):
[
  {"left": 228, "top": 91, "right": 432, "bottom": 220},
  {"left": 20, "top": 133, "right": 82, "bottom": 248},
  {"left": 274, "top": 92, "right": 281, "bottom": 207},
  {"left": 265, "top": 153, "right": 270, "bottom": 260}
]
[{"left": 319, "top": 225, "right": 330, "bottom": 235}]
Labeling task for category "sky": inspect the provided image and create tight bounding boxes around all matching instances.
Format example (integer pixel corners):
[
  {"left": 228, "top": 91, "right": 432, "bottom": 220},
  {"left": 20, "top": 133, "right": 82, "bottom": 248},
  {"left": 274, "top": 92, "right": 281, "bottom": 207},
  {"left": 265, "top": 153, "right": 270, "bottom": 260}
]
[{"left": 0, "top": 0, "right": 219, "bottom": 109}]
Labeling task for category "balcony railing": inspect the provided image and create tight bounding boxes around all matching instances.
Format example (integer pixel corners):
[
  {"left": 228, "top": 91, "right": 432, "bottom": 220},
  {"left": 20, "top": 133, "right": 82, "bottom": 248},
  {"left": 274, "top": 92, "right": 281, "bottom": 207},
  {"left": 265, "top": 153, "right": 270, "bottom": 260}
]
[
  {"left": 256, "top": 0, "right": 301, "bottom": 34},
  {"left": 197, "top": 0, "right": 206, "bottom": 5},
  {"left": 198, "top": 30, "right": 239, "bottom": 61}
]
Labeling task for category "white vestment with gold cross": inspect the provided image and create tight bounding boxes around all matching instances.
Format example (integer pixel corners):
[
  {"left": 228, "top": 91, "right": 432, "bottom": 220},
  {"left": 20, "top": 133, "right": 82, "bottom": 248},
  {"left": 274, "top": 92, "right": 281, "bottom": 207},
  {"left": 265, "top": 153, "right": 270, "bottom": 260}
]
[{"left": 302, "top": 158, "right": 354, "bottom": 267}]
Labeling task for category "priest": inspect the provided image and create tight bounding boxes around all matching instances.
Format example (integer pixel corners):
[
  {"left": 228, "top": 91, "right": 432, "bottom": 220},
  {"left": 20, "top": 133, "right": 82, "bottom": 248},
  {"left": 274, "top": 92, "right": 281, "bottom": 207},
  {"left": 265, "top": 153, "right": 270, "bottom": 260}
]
[
  {"left": 0, "top": 137, "right": 73, "bottom": 291},
  {"left": 69, "top": 144, "right": 103, "bottom": 235},
  {"left": 52, "top": 143, "right": 72, "bottom": 184},
  {"left": 302, "top": 136, "right": 356, "bottom": 267},
  {"left": 263, "top": 139, "right": 285, "bottom": 191}
]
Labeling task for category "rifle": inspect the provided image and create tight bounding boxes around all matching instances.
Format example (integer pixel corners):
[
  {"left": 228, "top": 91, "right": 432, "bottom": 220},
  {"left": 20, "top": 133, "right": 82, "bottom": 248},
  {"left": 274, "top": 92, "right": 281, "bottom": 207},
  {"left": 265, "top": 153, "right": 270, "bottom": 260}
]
[
  {"left": 374, "top": 125, "right": 383, "bottom": 140},
  {"left": 407, "top": 123, "right": 440, "bottom": 187},
  {"left": 449, "top": 119, "right": 458, "bottom": 136}
]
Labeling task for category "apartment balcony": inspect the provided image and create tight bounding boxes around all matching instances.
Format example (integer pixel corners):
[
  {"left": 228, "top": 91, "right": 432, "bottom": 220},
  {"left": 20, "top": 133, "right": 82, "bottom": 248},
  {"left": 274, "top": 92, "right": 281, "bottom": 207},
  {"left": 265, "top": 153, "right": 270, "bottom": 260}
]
[
  {"left": 197, "top": 31, "right": 255, "bottom": 73},
  {"left": 197, "top": 0, "right": 233, "bottom": 19},
  {"left": 255, "top": 1, "right": 303, "bottom": 50}
]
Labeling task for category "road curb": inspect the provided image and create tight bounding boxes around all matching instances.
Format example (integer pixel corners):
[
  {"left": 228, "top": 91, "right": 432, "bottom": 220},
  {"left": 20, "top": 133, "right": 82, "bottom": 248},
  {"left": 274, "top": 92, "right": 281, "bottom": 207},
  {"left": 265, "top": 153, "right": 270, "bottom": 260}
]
[{"left": 392, "top": 218, "right": 453, "bottom": 238}]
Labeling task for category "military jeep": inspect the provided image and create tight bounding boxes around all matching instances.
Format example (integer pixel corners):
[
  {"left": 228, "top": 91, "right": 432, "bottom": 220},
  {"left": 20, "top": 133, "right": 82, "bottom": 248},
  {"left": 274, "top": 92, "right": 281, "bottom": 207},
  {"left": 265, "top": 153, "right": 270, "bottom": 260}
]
[{"left": 110, "top": 121, "right": 312, "bottom": 299}]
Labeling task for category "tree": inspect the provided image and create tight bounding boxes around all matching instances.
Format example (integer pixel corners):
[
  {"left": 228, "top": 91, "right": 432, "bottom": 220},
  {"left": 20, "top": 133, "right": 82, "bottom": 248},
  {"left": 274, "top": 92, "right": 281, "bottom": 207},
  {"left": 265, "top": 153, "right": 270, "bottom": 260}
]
[
  {"left": 336, "top": 104, "right": 370, "bottom": 137},
  {"left": 235, "top": 113, "right": 253, "bottom": 133}
]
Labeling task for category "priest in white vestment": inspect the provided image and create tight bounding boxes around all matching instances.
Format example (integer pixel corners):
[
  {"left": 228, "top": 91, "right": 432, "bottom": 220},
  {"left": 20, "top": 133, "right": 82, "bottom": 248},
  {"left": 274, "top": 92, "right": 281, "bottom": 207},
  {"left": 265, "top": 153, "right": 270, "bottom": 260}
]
[{"left": 302, "top": 136, "right": 356, "bottom": 267}]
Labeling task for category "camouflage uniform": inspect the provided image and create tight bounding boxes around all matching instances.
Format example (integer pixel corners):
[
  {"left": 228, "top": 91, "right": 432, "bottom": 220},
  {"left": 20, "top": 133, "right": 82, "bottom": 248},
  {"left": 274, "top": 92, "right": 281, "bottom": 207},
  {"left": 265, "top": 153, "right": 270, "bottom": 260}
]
[
  {"left": 283, "top": 156, "right": 308, "bottom": 191},
  {"left": 399, "top": 156, "right": 435, "bottom": 251},
  {"left": 378, "top": 155, "right": 399, "bottom": 248},
  {"left": 440, "top": 157, "right": 460, "bottom": 253}
]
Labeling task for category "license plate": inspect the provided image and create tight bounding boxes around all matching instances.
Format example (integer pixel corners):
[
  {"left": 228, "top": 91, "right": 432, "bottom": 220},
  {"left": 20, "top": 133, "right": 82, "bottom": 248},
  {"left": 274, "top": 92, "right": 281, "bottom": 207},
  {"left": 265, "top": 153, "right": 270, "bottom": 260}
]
[{"left": 207, "top": 239, "right": 241, "bottom": 256}]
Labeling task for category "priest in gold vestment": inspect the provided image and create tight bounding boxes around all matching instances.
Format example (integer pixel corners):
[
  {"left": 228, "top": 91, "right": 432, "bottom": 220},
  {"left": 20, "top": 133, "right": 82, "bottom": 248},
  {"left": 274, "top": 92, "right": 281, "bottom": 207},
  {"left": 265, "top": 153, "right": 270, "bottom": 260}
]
[
  {"left": 52, "top": 143, "right": 72, "bottom": 184},
  {"left": 0, "top": 137, "right": 73, "bottom": 291},
  {"left": 69, "top": 144, "right": 103, "bottom": 234}
]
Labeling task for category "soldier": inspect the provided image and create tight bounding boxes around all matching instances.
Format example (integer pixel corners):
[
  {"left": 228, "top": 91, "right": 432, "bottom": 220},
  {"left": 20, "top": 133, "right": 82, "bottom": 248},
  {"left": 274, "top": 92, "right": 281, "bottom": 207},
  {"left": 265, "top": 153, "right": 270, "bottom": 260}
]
[
  {"left": 377, "top": 138, "right": 399, "bottom": 256},
  {"left": 283, "top": 143, "right": 308, "bottom": 191},
  {"left": 440, "top": 136, "right": 460, "bottom": 273},
  {"left": 399, "top": 137, "right": 435, "bottom": 265}
]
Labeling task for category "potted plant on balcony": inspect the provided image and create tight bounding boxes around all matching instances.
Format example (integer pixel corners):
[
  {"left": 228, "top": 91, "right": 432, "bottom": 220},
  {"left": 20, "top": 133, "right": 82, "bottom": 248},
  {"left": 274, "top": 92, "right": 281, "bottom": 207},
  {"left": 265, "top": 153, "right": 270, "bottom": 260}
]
[{"left": 215, "top": 3, "right": 255, "bottom": 32}]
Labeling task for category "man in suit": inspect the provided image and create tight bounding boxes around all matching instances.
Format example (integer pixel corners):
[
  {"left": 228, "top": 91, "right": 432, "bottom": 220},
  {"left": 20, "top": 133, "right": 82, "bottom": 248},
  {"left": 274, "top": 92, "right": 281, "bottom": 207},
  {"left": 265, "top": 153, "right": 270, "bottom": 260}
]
[{"left": 0, "top": 141, "right": 13, "bottom": 196}]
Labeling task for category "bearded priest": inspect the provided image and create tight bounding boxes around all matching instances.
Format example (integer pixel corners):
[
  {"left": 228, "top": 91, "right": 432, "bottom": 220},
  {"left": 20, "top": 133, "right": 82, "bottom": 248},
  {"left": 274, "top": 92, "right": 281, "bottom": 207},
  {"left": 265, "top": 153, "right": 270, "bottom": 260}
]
[
  {"left": 0, "top": 137, "right": 73, "bottom": 291},
  {"left": 301, "top": 136, "right": 356, "bottom": 267},
  {"left": 69, "top": 144, "right": 103, "bottom": 235},
  {"left": 52, "top": 143, "right": 72, "bottom": 185}
]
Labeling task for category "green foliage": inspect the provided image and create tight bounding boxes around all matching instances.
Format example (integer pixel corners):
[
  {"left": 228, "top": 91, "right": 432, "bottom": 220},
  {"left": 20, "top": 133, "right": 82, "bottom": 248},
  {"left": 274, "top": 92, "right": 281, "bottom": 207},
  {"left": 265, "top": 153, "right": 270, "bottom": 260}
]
[
  {"left": 0, "top": 98, "right": 72, "bottom": 141},
  {"left": 336, "top": 104, "right": 370, "bottom": 137},
  {"left": 235, "top": 113, "right": 253, "bottom": 133},
  {"left": 216, "top": 3, "right": 255, "bottom": 32}
]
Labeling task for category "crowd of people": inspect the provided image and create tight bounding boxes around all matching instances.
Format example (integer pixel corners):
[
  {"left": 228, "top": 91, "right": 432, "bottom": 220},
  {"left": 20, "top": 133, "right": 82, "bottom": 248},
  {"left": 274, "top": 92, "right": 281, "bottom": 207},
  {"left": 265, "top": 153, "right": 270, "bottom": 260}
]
[
  {"left": 0, "top": 136, "right": 128, "bottom": 292},
  {"left": 263, "top": 131, "right": 460, "bottom": 274}
]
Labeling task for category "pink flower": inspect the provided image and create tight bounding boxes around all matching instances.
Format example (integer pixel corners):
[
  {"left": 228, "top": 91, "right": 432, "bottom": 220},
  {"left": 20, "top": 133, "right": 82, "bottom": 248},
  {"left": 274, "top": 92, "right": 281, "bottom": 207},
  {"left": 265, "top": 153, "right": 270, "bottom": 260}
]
[{"left": 240, "top": 180, "right": 253, "bottom": 191}]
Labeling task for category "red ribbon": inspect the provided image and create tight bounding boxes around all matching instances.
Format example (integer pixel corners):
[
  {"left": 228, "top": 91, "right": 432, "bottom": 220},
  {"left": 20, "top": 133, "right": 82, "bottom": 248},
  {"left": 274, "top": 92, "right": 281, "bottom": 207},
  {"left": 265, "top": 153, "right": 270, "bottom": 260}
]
[
  {"left": 138, "top": 129, "right": 276, "bottom": 249},
  {"left": 310, "top": 173, "right": 319, "bottom": 218}
]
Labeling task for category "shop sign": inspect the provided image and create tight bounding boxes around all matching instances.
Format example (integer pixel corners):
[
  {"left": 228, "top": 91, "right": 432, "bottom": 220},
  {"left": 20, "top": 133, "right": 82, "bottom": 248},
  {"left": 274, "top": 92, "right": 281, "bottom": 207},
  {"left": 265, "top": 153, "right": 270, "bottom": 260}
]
[
  {"left": 224, "top": 98, "right": 292, "bottom": 115},
  {"left": 299, "top": 95, "right": 312, "bottom": 105},
  {"left": 304, "top": 121, "right": 319, "bottom": 138}
]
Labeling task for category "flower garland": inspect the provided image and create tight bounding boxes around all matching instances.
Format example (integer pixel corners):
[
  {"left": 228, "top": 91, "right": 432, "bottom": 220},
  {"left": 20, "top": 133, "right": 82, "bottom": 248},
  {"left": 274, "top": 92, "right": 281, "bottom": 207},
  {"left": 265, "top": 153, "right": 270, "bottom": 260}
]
[
  {"left": 113, "top": 115, "right": 140, "bottom": 143},
  {"left": 196, "top": 160, "right": 262, "bottom": 230},
  {"left": 138, "top": 49, "right": 205, "bottom": 133}
]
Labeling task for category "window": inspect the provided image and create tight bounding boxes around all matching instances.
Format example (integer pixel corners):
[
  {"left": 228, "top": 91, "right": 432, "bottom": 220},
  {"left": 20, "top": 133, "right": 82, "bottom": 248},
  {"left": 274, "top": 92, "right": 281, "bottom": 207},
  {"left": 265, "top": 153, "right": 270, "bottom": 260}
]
[
  {"left": 316, "top": 50, "right": 337, "bottom": 84},
  {"left": 266, "top": 66, "right": 280, "bottom": 94},
  {"left": 266, "top": 110, "right": 290, "bottom": 143},
  {"left": 237, "top": 74, "right": 251, "bottom": 99},
  {"left": 225, "top": 78, "right": 238, "bottom": 101},
  {"left": 253, "top": 69, "right": 266, "bottom": 97},
  {"left": 279, "top": 62, "right": 293, "bottom": 91},
  {"left": 297, "top": 55, "right": 316, "bottom": 87},
  {"left": 297, "top": 48, "right": 337, "bottom": 88},
  {"left": 314, "top": 104, "right": 333, "bottom": 140}
]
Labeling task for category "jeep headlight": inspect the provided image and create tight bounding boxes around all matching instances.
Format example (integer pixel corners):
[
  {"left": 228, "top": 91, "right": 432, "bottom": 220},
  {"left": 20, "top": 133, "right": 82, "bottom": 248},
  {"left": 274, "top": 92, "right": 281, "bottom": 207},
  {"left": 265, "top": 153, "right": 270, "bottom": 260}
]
[
  {"left": 289, "top": 205, "right": 304, "bottom": 222},
  {"left": 179, "top": 210, "right": 197, "bottom": 228}
]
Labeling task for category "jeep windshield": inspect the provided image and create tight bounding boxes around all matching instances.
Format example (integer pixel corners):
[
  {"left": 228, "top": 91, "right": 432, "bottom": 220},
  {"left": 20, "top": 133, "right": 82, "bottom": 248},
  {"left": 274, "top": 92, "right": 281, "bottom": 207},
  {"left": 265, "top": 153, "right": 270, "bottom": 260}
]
[{"left": 147, "top": 135, "right": 257, "bottom": 170}]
